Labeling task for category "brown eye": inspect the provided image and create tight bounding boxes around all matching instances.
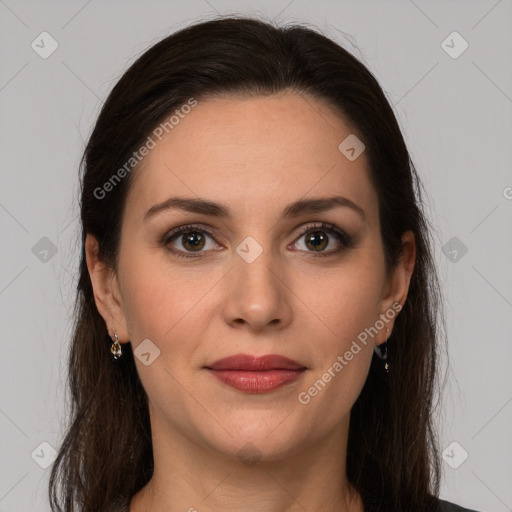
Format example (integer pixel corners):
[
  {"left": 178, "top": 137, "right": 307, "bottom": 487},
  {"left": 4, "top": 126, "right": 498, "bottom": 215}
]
[
  {"left": 178, "top": 231, "right": 206, "bottom": 252},
  {"left": 291, "top": 222, "right": 352, "bottom": 257},
  {"left": 163, "top": 224, "right": 220, "bottom": 258},
  {"left": 304, "top": 230, "right": 329, "bottom": 252}
]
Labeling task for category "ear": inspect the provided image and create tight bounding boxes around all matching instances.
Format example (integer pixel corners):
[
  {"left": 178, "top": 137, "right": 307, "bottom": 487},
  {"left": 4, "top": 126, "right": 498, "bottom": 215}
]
[
  {"left": 85, "top": 234, "right": 130, "bottom": 343},
  {"left": 375, "top": 230, "right": 416, "bottom": 345}
]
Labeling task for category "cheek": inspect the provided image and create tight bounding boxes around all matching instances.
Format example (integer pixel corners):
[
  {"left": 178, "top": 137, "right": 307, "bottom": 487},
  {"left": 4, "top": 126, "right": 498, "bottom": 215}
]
[
  {"left": 295, "top": 262, "right": 383, "bottom": 350},
  {"left": 296, "top": 318, "right": 375, "bottom": 427},
  {"left": 292, "top": 263, "right": 381, "bottom": 414},
  {"left": 118, "top": 252, "right": 223, "bottom": 377},
  {"left": 117, "top": 255, "right": 211, "bottom": 408}
]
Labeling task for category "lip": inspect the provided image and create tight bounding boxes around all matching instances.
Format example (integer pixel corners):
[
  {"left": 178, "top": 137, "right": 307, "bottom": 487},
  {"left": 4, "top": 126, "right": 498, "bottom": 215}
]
[
  {"left": 206, "top": 354, "right": 305, "bottom": 371},
  {"left": 205, "top": 354, "right": 307, "bottom": 394}
]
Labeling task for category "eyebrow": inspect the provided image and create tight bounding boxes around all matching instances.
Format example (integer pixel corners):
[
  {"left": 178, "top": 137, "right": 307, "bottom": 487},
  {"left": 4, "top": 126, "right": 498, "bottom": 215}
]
[{"left": 143, "top": 195, "right": 366, "bottom": 222}]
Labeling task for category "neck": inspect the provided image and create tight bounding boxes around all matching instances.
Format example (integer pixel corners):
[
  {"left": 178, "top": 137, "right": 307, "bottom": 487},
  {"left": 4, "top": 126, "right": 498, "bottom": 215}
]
[{"left": 130, "top": 406, "right": 363, "bottom": 512}]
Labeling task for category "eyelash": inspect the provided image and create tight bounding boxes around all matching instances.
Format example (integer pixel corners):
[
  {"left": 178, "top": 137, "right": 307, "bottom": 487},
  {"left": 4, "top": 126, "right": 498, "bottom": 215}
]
[{"left": 162, "top": 222, "right": 352, "bottom": 259}]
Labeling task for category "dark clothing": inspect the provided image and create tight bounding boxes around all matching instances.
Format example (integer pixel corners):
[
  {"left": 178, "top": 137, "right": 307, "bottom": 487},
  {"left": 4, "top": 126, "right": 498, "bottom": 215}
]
[{"left": 439, "top": 499, "right": 480, "bottom": 512}]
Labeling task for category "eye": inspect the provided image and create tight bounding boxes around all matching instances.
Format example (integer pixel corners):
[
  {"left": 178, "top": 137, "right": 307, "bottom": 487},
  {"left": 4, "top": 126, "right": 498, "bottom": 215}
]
[
  {"left": 163, "top": 224, "right": 220, "bottom": 259},
  {"left": 290, "top": 222, "right": 352, "bottom": 257},
  {"left": 162, "top": 221, "right": 352, "bottom": 259}
]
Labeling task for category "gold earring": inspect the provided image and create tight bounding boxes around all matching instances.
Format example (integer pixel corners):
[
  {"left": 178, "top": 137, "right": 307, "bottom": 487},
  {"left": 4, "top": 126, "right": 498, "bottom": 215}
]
[{"left": 110, "top": 327, "right": 122, "bottom": 359}]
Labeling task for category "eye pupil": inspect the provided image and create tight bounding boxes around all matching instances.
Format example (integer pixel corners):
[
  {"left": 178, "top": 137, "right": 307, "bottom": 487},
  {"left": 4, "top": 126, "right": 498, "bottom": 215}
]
[
  {"left": 306, "top": 231, "right": 328, "bottom": 251},
  {"left": 183, "top": 232, "right": 205, "bottom": 251}
]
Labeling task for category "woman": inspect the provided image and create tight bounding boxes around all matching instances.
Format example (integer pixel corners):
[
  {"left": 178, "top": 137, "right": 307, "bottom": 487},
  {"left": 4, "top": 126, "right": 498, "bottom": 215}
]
[{"left": 49, "top": 16, "right": 480, "bottom": 512}]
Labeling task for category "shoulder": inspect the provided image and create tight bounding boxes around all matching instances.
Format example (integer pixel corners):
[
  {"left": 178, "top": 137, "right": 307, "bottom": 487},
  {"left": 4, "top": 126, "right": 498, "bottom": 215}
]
[{"left": 438, "top": 498, "right": 482, "bottom": 512}]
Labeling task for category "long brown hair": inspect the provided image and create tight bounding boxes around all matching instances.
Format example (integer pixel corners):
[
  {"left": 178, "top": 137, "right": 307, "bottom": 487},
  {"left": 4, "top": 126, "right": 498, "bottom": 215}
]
[{"left": 49, "top": 15, "right": 446, "bottom": 511}]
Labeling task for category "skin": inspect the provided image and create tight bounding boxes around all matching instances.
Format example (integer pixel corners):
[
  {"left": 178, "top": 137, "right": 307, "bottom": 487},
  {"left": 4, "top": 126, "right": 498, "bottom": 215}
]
[{"left": 86, "top": 91, "right": 416, "bottom": 512}]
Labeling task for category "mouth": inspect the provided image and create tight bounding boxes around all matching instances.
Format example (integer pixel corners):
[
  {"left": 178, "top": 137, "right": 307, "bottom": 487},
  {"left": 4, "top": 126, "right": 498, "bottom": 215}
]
[{"left": 204, "top": 354, "right": 307, "bottom": 394}]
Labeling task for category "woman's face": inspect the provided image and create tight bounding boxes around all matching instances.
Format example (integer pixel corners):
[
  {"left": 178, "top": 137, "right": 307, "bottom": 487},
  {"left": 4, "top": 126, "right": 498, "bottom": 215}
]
[{"left": 88, "top": 91, "right": 415, "bottom": 462}]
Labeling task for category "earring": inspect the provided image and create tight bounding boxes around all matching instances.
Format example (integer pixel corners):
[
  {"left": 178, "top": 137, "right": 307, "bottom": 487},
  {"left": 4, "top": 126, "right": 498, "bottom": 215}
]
[
  {"left": 374, "top": 327, "right": 391, "bottom": 373},
  {"left": 110, "top": 327, "right": 122, "bottom": 359}
]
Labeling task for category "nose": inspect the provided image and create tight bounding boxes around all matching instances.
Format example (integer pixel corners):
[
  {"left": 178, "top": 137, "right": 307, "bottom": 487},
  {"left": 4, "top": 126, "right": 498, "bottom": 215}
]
[{"left": 222, "top": 242, "right": 293, "bottom": 332}]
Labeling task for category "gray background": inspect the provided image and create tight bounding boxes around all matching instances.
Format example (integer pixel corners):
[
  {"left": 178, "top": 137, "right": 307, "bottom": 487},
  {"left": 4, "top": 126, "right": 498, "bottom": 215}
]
[{"left": 1, "top": 0, "right": 511, "bottom": 510}]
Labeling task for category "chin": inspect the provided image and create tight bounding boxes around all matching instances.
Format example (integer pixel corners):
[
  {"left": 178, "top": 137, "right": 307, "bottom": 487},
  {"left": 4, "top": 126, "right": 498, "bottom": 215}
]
[{"left": 200, "top": 417, "right": 314, "bottom": 463}]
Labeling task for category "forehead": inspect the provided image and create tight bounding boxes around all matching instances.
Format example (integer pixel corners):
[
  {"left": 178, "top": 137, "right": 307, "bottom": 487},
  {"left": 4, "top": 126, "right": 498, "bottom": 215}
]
[{"left": 126, "top": 92, "right": 378, "bottom": 224}]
